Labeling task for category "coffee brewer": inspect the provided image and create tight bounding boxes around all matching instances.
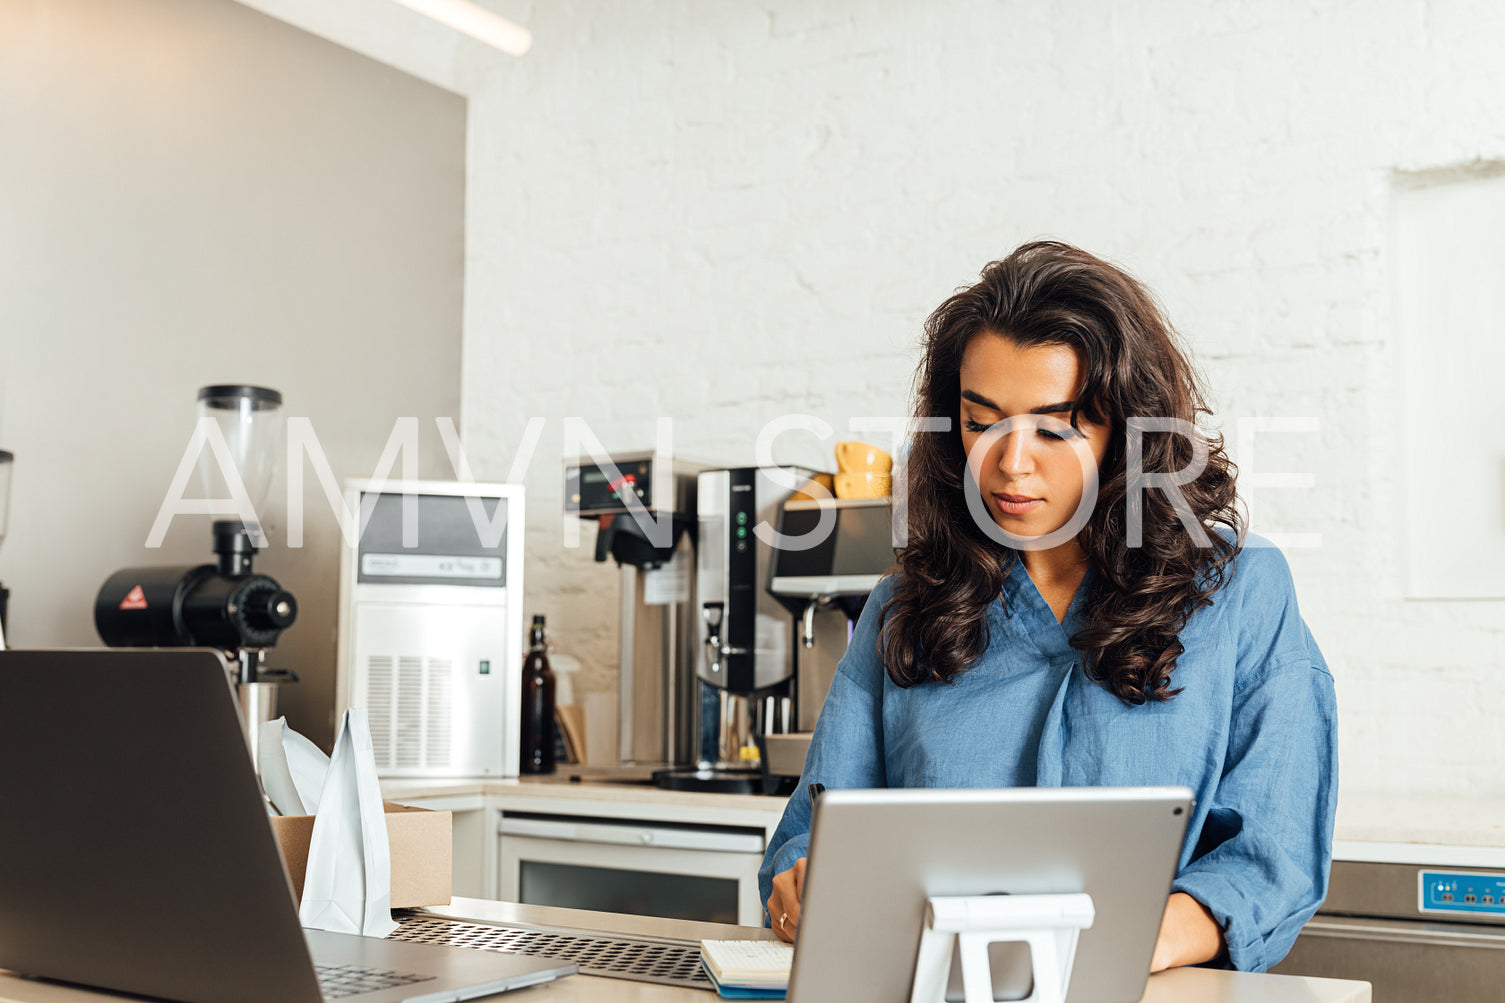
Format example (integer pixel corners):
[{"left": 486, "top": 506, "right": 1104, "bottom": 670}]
[
  {"left": 687, "top": 474, "right": 897, "bottom": 793},
  {"left": 565, "top": 451, "right": 709, "bottom": 769},
  {"left": 566, "top": 457, "right": 895, "bottom": 795},
  {"left": 94, "top": 385, "right": 298, "bottom": 765},
  {"left": 669, "top": 465, "right": 819, "bottom": 793}
]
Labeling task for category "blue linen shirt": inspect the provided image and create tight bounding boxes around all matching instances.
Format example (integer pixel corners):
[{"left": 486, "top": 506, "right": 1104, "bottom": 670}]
[{"left": 757, "top": 534, "right": 1338, "bottom": 973}]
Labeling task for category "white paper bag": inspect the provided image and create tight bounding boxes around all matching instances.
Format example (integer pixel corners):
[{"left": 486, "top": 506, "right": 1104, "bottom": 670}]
[
  {"left": 297, "top": 708, "right": 397, "bottom": 937},
  {"left": 258, "top": 716, "right": 330, "bottom": 817}
]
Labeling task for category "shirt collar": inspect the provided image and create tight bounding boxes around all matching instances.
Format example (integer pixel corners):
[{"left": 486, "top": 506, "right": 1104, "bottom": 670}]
[{"left": 998, "top": 555, "right": 1096, "bottom": 660}]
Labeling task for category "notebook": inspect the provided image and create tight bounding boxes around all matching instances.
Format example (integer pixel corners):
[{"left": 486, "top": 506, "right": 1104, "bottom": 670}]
[{"left": 700, "top": 939, "right": 793, "bottom": 999}]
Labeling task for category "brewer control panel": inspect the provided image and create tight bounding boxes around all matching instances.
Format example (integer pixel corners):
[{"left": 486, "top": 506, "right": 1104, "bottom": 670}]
[{"left": 567, "top": 456, "right": 654, "bottom": 514}]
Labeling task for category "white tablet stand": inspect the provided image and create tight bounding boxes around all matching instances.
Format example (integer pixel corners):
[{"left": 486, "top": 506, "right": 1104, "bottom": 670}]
[{"left": 909, "top": 893, "right": 1095, "bottom": 1003}]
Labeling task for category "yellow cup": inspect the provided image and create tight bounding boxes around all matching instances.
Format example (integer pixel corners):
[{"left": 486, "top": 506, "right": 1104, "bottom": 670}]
[
  {"left": 789, "top": 472, "right": 836, "bottom": 502},
  {"left": 834, "top": 441, "right": 893, "bottom": 474},
  {"left": 835, "top": 472, "right": 891, "bottom": 499}
]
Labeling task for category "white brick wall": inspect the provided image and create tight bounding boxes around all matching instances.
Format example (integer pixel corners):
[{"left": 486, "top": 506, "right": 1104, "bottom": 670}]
[{"left": 258, "top": 0, "right": 1505, "bottom": 799}]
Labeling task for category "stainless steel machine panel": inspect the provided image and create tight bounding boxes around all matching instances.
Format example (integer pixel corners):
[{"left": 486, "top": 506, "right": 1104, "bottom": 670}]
[
  {"left": 617, "top": 530, "right": 699, "bottom": 765},
  {"left": 767, "top": 497, "right": 895, "bottom": 598},
  {"left": 1272, "top": 859, "right": 1505, "bottom": 1001}
]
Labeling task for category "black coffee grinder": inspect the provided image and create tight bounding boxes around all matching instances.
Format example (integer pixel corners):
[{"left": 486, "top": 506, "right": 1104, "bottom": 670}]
[{"left": 94, "top": 386, "right": 298, "bottom": 761}]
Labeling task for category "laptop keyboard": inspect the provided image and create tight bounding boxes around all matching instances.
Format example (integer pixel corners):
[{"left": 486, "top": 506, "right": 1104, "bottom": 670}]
[{"left": 315, "top": 962, "right": 437, "bottom": 999}]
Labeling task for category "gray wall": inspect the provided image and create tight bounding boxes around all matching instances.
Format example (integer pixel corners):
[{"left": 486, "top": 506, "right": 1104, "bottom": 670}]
[{"left": 0, "top": 0, "right": 467, "bottom": 750}]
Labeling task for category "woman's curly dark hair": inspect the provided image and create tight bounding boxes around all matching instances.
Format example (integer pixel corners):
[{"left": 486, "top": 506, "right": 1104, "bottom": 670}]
[{"left": 882, "top": 241, "right": 1243, "bottom": 704}]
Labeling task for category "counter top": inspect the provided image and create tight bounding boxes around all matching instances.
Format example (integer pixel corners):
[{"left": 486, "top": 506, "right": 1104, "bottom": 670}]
[
  {"left": 388, "top": 777, "right": 1505, "bottom": 866},
  {"left": 0, "top": 898, "right": 1371, "bottom": 1002},
  {"left": 381, "top": 775, "right": 789, "bottom": 815},
  {"left": 382, "top": 776, "right": 790, "bottom": 834}
]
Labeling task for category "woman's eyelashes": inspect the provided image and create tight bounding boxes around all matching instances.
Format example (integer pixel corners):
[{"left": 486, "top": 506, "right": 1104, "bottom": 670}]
[{"left": 961, "top": 418, "right": 1079, "bottom": 441}]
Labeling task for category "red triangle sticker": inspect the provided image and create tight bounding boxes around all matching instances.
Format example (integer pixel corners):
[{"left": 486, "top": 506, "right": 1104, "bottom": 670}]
[{"left": 119, "top": 585, "right": 148, "bottom": 611}]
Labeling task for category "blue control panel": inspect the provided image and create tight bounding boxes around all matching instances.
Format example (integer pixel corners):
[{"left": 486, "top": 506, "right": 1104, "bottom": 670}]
[{"left": 1419, "top": 870, "right": 1505, "bottom": 916}]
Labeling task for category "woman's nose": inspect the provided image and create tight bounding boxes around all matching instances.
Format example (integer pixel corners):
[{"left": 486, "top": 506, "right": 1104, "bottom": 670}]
[{"left": 997, "top": 429, "right": 1033, "bottom": 476}]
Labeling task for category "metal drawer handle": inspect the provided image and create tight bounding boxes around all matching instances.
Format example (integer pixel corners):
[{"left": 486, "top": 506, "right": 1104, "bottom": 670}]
[{"left": 1300, "top": 917, "right": 1505, "bottom": 949}]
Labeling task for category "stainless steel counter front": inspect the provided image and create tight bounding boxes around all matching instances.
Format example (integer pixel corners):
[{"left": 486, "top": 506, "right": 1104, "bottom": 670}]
[
  {"left": 0, "top": 897, "right": 1372, "bottom": 1003},
  {"left": 1272, "top": 859, "right": 1505, "bottom": 1002}
]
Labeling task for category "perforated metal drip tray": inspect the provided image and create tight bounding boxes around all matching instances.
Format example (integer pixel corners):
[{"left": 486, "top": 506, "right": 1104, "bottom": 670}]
[{"left": 390, "top": 913, "right": 712, "bottom": 990}]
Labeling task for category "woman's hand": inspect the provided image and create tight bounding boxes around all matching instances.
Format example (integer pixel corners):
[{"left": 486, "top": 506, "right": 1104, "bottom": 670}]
[
  {"left": 766, "top": 858, "right": 807, "bottom": 943},
  {"left": 1150, "top": 892, "right": 1225, "bottom": 972}
]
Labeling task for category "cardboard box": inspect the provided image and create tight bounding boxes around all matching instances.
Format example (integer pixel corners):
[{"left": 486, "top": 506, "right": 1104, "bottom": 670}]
[{"left": 270, "top": 802, "right": 452, "bottom": 909}]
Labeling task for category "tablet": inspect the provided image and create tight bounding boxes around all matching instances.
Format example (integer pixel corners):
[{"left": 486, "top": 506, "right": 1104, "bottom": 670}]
[{"left": 788, "top": 786, "right": 1194, "bottom": 1003}]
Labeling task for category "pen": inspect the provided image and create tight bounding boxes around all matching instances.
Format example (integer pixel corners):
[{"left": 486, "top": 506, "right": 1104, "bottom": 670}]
[{"left": 807, "top": 782, "right": 825, "bottom": 812}]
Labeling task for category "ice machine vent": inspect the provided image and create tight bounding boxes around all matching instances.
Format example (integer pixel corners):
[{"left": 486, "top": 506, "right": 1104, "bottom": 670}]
[{"left": 366, "top": 655, "right": 452, "bottom": 769}]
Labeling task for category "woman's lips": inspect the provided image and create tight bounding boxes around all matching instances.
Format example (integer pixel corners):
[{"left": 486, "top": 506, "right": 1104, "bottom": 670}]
[{"left": 994, "top": 493, "right": 1043, "bottom": 515}]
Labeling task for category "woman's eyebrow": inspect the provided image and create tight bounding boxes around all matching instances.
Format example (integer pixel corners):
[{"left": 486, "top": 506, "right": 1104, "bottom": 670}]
[{"left": 961, "top": 389, "right": 1077, "bottom": 414}]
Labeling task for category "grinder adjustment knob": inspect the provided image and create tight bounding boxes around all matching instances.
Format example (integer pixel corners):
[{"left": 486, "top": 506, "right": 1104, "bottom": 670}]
[{"left": 228, "top": 577, "right": 298, "bottom": 647}]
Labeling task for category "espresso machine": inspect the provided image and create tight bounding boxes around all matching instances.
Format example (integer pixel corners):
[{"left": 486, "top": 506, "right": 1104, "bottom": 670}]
[
  {"left": 565, "top": 451, "right": 709, "bottom": 771},
  {"left": 94, "top": 385, "right": 298, "bottom": 765}
]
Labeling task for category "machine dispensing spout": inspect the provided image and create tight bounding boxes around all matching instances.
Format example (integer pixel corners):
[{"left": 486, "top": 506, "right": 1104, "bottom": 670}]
[
  {"left": 801, "top": 595, "right": 840, "bottom": 649},
  {"left": 701, "top": 601, "right": 749, "bottom": 680},
  {"left": 702, "top": 602, "right": 724, "bottom": 679}
]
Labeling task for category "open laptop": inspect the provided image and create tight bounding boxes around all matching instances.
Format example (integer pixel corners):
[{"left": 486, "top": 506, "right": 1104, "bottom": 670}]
[
  {"left": 0, "top": 648, "right": 576, "bottom": 1003},
  {"left": 790, "top": 786, "right": 1194, "bottom": 1003}
]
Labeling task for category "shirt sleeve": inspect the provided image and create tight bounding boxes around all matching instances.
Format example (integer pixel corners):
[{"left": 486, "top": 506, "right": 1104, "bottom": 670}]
[
  {"left": 756, "top": 577, "right": 892, "bottom": 923},
  {"left": 1172, "top": 544, "right": 1339, "bottom": 972}
]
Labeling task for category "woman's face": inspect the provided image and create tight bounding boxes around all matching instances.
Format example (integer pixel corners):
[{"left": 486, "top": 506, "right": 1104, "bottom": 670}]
[{"left": 957, "top": 332, "right": 1111, "bottom": 543}]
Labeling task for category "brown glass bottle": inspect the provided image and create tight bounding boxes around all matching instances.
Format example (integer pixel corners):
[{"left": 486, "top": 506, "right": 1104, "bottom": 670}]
[{"left": 519, "top": 614, "right": 556, "bottom": 774}]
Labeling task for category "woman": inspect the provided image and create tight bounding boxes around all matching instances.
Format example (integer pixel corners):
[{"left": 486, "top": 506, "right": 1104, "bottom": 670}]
[{"left": 759, "top": 241, "right": 1337, "bottom": 974}]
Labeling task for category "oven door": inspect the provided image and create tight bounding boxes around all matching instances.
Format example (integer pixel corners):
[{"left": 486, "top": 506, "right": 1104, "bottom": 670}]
[{"left": 498, "top": 812, "right": 768, "bottom": 926}]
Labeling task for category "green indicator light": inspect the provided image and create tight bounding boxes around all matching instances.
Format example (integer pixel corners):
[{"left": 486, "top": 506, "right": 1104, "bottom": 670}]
[
  {"left": 736, "top": 512, "right": 748, "bottom": 525},
  {"left": 737, "top": 527, "right": 748, "bottom": 539},
  {"left": 479, "top": 660, "right": 491, "bottom": 675}
]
